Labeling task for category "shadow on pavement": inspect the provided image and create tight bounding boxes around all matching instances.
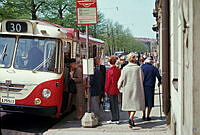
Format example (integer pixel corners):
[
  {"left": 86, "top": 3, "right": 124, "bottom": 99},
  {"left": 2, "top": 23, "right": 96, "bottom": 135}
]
[
  {"left": 135, "top": 116, "right": 166, "bottom": 129},
  {"left": 1, "top": 113, "right": 59, "bottom": 134}
]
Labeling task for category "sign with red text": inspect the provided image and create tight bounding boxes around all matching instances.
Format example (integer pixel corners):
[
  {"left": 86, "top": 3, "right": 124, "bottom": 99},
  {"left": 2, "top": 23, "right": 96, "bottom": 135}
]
[{"left": 76, "top": 0, "right": 98, "bottom": 25}]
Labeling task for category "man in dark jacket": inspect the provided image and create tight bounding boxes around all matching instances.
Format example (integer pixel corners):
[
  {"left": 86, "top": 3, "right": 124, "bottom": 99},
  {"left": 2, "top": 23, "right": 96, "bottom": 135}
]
[
  {"left": 98, "top": 58, "right": 106, "bottom": 105},
  {"left": 141, "top": 57, "right": 161, "bottom": 121},
  {"left": 90, "top": 57, "right": 103, "bottom": 119}
]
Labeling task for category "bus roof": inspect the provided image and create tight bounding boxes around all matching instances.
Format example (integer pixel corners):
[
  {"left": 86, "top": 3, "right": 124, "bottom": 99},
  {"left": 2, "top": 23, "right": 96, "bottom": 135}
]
[
  {"left": 0, "top": 19, "right": 72, "bottom": 39},
  {"left": 0, "top": 19, "right": 105, "bottom": 45},
  {"left": 79, "top": 33, "right": 104, "bottom": 45}
]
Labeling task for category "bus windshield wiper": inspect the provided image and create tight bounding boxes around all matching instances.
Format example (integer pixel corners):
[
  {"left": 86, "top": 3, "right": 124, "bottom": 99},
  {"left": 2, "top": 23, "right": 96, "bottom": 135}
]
[
  {"left": 0, "top": 44, "right": 8, "bottom": 61},
  {"left": 32, "top": 57, "right": 51, "bottom": 73}
]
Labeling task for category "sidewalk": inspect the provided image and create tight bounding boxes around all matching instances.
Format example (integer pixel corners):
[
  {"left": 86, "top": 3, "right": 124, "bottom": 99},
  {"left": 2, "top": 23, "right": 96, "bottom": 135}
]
[{"left": 44, "top": 88, "right": 171, "bottom": 135}]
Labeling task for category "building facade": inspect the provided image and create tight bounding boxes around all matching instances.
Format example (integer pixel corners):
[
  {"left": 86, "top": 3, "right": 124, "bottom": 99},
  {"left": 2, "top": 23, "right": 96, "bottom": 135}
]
[
  {"left": 135, "top": 37, "right": 159, "bottom": 55},
  {"left": 154, "top": 0, "right": 200, "bottom": 135}
]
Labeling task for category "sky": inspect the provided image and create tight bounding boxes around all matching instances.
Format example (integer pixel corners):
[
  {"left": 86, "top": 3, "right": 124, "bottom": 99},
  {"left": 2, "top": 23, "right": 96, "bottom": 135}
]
[{"left": 97, "top": 0, "right": 156, "bottom": 39}]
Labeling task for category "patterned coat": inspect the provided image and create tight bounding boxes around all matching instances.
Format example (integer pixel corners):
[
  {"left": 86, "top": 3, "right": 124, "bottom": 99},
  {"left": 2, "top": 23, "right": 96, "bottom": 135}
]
[
  {"left": 118, "top": 63, "right": 145, "bottom": 111},
  {"left": 73, "top": 65, "right": 85, "bottom": 119}
]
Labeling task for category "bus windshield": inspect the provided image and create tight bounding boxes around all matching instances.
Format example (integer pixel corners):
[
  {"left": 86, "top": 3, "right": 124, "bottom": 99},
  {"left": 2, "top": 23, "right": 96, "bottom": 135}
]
[
  {"left": 0, "top": 36, "right": 16, "bottom": 68},
  {"left": 14, "top": 37, "right": 57, "bottom": 72}
]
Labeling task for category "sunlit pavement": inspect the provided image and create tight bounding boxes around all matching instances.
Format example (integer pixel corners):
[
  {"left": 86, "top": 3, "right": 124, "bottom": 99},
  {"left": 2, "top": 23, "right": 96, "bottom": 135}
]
[{"left": 44, "top": 87, "right": 171, "bottom": 135}]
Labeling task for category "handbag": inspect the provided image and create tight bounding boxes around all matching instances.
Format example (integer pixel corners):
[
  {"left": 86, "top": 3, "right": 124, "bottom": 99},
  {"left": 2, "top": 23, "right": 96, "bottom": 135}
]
[
  {"left": 103, "top": 95, "right": 111, "bottom": 112},
  {"left": 68, "top": 79, "right": 77, "bottom": 94}
]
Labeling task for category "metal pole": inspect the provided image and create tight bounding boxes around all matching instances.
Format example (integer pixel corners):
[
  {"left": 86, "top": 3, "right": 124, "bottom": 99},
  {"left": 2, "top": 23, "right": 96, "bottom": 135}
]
[
  {"left": 86, "top": 25, "right": 91, "bottom": 113},
  {"left": 158, "top": 85, "right": 162, "bottom": 119},
  {"left": 161, "top": 0, "right": 170, "bottom": 124},
  {"left": 0, "top": 111, "right": 1, "bottom": 135}
]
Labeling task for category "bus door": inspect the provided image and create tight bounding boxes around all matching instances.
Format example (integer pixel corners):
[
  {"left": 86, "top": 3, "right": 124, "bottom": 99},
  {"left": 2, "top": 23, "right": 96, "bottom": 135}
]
[{"left": 93, "top": 45, "right": 97, "bottom": 58}]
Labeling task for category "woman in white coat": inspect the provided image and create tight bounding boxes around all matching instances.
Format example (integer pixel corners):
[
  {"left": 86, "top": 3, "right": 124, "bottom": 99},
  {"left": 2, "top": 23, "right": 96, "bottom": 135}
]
[{"left": 118, "top": 52, "right": 145, "bottom": 127}]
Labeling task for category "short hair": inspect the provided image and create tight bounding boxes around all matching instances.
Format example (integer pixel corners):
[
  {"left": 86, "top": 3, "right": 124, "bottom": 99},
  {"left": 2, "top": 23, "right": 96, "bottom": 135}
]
[
  {"left": 127, "top": 52, "right": 136, "bottom": 63},
  {"left": 109, "top": 56, "right": 117, "bottom": 65}
]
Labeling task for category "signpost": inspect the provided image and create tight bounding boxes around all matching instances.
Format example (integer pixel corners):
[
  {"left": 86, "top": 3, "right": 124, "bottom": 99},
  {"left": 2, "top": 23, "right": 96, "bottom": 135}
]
[
  {"left": 76, "top": 0, "right": 98, "bottom": 25},
  {"left": 76, "top": 0, "right": 98, "bottom": 127}
]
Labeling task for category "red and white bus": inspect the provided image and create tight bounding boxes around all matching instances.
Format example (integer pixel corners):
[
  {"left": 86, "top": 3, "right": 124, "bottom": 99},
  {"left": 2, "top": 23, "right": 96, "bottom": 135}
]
[{"left": 0, "top": 19, "right": 104, "bottom": 118}]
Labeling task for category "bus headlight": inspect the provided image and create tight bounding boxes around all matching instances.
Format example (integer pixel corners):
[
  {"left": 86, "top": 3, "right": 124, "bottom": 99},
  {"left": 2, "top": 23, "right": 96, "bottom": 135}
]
[{"left": 42, "top": 89, "right": 51, "bottom": 99}]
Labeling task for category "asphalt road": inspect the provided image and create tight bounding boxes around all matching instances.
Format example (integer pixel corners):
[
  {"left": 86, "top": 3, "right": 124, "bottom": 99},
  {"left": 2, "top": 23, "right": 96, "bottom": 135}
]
[{"left": 0, "top": 112, "right": 60, "bottom": 135}]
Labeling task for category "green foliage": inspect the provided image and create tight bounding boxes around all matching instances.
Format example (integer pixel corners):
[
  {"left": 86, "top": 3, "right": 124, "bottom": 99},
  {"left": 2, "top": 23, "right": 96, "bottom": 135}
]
[
  {"left": 0, "top": 0, "right": 148, "bottom": 54},
  {"left": 0, "top": 0, "right": 47, "bottom": 20}
]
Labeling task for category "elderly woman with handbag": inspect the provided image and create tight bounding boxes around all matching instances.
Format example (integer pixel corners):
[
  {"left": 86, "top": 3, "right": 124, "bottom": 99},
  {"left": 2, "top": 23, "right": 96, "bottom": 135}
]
[{"left": 118, "top": 52, "right": 145, "bottom": 127}]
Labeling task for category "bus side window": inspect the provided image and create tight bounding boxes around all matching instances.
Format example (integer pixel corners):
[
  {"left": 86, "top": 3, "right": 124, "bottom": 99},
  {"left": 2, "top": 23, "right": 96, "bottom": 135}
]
[
  {"left": 66, "top": 42, "right": 71, "bottom": 60},
  {"left": 59, "top": 41, "right": 64, "bottom": 73}
]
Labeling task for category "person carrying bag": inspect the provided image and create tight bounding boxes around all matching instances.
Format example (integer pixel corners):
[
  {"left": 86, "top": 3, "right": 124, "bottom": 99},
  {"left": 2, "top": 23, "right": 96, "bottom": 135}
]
[
  {"left": 104, "top": 56, "right": 121, "bottom": 124},
  {"left": 103, "top": 95, "right": 111, "bottom": 112}
]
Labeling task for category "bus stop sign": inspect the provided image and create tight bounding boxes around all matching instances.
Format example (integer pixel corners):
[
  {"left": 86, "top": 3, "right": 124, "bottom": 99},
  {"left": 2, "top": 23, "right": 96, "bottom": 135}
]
[{"left": 76, "top": 0, "right": 98, "bottom": 25}]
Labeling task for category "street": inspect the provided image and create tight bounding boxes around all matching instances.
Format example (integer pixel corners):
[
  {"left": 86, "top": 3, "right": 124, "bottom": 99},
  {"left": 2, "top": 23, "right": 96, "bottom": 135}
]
[{"left": 0, "top": 112, "right": 59, "bottom": 135}]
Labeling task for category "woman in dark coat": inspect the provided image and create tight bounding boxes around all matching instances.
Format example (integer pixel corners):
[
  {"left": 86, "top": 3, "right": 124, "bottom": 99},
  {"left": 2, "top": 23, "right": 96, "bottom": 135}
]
[{"left": 141, "top": 57, "right": 161, "bottom": 121}]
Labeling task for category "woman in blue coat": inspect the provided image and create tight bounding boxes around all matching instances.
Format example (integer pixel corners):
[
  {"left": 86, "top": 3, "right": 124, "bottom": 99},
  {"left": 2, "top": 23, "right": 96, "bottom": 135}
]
[{"left": 141, "top": 57, "right": 161, "bottom": 121}]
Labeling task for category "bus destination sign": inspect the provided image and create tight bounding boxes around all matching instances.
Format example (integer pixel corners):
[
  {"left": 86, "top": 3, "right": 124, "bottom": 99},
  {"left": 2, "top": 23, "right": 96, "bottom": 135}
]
[{"left": 6, "top": 21, "right": 28, "bottom": 33}]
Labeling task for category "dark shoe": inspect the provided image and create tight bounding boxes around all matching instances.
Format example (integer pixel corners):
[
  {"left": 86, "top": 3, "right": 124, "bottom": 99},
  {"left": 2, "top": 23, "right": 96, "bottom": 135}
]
[
  {"left": 131, "top": 120, "right": 135, "bottom": 127},
  {"left": 142, "top": 116, "right": 146, "bottom": 121},
  {"left": 128, "top": 119, "right": 132, "bottom": 125},
  {"left": 128, "top": 119, "right": 135, "bottom": 127},
  {"left": 146, "top": 117, "right": 151, "bottom": 121},
  {"left": 128, "top": 119, "right": 132, "bottom": 128}
]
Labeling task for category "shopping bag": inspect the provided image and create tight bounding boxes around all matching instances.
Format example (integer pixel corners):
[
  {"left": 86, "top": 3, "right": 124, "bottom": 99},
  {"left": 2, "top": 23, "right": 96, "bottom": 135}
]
[{"left": 103, "top": 95, "right": 110, "bottom": 112}]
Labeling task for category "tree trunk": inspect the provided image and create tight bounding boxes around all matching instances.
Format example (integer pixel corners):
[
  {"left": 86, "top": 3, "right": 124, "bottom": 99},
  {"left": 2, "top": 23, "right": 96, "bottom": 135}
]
[
  {"left": 111, "top": 28, "right": 115, "bottom": 54},
  {"left": 31, "top": 0, "right": 37, "bottom": 20},
  {"left": 58, "top": 6, "right": 63, "bottom": 19}
]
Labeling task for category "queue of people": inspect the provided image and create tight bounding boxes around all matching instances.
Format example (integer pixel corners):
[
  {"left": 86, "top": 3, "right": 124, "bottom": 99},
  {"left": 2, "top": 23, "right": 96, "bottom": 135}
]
[
  {"left": 105, "top": 52, "right": 161, "bottom": 127},
  {"left": 64, "top": 52, "right": 161, "bottom": 128}
]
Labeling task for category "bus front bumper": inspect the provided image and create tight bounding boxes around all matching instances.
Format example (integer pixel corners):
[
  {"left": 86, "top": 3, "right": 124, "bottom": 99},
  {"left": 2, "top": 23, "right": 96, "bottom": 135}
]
[{"left": 0, "top": 104, "right": 57, "bottom": 117}]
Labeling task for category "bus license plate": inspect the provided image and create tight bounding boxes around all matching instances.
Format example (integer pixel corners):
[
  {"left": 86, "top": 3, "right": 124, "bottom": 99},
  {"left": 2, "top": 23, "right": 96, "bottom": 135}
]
[{"left": 1, "top": 97, "right": 15, "bottom": 104}]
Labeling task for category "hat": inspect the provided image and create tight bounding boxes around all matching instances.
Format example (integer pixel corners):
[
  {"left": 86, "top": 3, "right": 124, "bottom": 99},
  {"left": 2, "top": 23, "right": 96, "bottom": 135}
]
[
  {"left": 144, "top": 57, "right": 153, "bottom": 63},
  {"left": 69, "top": 58, "right": 76, "bottom": 63}
]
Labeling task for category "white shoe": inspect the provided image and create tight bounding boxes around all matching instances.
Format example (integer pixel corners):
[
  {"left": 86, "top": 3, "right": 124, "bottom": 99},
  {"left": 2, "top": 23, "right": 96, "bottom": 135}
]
[
  {"left": 106, "top": 120, "right": 113, "bottom": 124},
  {"left": 106, "top": 120, "right": 120, "bottom": 124},
  {"left": 115, "top": 121, "right": 120, "bottom": 124}
]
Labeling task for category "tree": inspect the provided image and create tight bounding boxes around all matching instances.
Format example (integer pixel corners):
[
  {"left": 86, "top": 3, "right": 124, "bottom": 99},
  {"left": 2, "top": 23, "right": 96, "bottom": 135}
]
[
  {"left": 0, "top": 0, "right": 22, "bottom": 21},
  {"left": 41, "top": 0, "right": 72, "bottom": 26},
  {"left": 0, "top": 0, "right": 47, "bottom": 20},
  {"left": 30, "top": 0, "right": 46, "bottom": 20}
]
